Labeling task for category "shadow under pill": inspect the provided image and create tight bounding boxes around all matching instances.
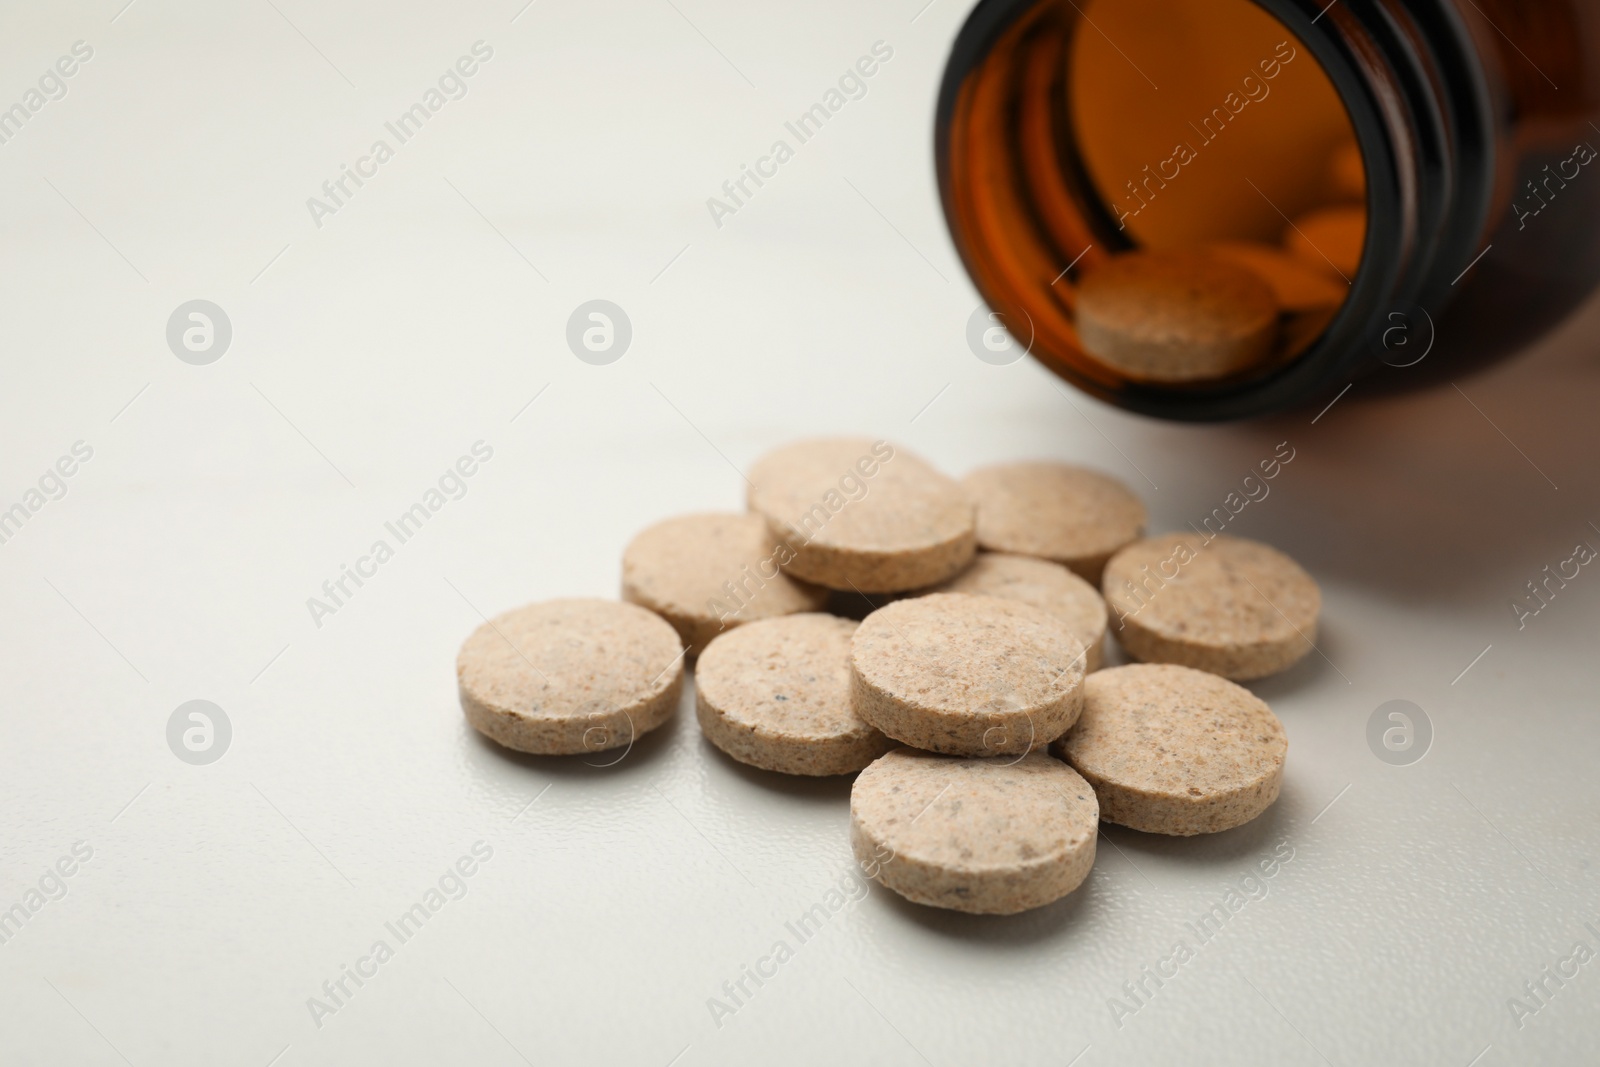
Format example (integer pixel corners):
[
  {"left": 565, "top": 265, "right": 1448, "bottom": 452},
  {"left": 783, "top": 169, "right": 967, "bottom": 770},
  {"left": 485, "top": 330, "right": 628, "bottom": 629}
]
[
  {"left": 698, "top": 736, "right": 857, "bottom": 806},
  {"left": 825, "top": 588, "right": 901, "bottom": 621},
  {"left": 461, "top": 709, "right": 678, "bottom": 780},
  {"left": 1240, "top": 621, "right": 1350, "bottom": 705},
  {"left": 1097, "top": 792, "right": 1294, "bottom": 869}
]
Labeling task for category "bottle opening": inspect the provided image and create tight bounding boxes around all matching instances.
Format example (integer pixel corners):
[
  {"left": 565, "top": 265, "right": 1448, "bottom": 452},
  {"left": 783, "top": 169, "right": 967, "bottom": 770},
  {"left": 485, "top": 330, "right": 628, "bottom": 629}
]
[{"left": 942, "top": 0, "right": 1368, "bottom": 392}]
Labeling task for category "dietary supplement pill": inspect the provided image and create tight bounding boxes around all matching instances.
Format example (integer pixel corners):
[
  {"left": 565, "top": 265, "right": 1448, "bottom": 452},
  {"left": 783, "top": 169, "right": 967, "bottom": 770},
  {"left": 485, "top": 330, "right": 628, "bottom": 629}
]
[
  {"left": 930, "top": 553, "right": 1108, "bottom": 672},
  {"left": 960, "top": 460, "right": 1145, "bottom": 585},
  {"left": 622, "top": 512, "right": 828, "bottom": 657},
  {"left": 1075, "top": 250, "right": 1280, "bottom": 382},
  {"left": 1055, "top": 664, "right": 1287, "bottom": 835},
  {"left": 1102, "top": 533, "right": 1321, "bottom": 680},
  {"left": 695, "top": 614, "right": 892, "bottom": 776},
  {"left": 747, "top": 437, "right": 975, "bottom": 593},
  {"left": 1206, "top": 240, "right": 1348, "bottom": 312},
  {"left": 1285, "top": 204, "right": 1366, "bottom": 278},
  {"left": 850, "top": 593, "right": 1084, "bottom": 757},
  {"left": 458, "top": 598, "right": 683, "bottom": 755},
  {"left": 1328, "top": 140, "right": 1366, "bottom": 202},
  {"left": 850, "top": 748, "right": 1099, "bottom": 914}
]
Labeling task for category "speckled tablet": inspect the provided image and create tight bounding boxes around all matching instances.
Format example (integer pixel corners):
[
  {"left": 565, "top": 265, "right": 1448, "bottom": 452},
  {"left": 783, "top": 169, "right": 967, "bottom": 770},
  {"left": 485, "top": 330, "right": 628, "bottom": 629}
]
[
  {"left": 850, "top": 593, "right": 1084, "bottom": 757},
  {"left": 695, "top": 614, "right": 891, "bottom": 776},
  {"left": 1075, "top": 251, "right": 1279, "bottom": 382},
  {"left": 930, "top": 553, "right": 1108, "bottom": 672},
  {"left": 850, "top": 748, "right": 1099, "bottom": 914},
  {"left": 1102, "top": 533, "right": 1321, "bottom": 679},
  {"left": 622, "top": 512, "right": 828, "bottom": 657},
  {"left": 457, "top": 598, "right": 683, "bottom": 755},
  {"left": 1055, "top": 664, "right": 1287, "bottom": 835},
  {"left": 747, "top": 437, "right": 976, "bottom": 593},
  {"left": 960, "top": 461, "right": 1145, "bottom": 585}
]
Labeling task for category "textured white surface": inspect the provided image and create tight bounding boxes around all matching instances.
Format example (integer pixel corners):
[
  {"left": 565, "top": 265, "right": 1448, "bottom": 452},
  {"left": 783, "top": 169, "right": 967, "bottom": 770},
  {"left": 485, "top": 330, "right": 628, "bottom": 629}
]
[{"left": 1, "top": 2, "right": 1598, "bottom": 1065}]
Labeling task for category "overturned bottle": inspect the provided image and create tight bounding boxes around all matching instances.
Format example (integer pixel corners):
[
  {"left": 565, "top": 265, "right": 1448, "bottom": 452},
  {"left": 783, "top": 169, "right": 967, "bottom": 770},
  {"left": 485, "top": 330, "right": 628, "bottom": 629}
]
[{"left": 937, "top": 0, "right": 1600, "bottom": 420}]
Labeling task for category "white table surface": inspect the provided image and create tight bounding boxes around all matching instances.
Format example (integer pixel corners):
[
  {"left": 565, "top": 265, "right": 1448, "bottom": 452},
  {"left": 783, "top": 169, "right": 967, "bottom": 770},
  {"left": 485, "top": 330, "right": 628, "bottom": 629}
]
[{"left": 2, "top": 2, "right": 1598, "bottom": 1065}]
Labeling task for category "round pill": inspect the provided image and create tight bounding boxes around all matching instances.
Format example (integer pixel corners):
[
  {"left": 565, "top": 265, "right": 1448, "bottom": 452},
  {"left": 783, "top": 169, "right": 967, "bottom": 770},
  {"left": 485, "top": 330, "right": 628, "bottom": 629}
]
[
  {"left": 850, "top": 748, "right": 1099, "bottom": 914},
  {"left": 1055, "top": 664, "right": 1287, "bottom": 836},
  {"left": 695, "top": 614, "right": 892, "bottom": 776},
  {"left": 622, "top": 512, "right": 829, "bottom": 657},
  {"left": 1102, "top": 533, "right": 1321, "bottom": 680},
  {"left": 1329, "top": 139, "right": 1366, "bottom": 201},
  {"left": 960, "top": 461, "right": 1146, "bottom": 584},
  {"left": 1285, "top": 204, "right": 1366, "bottom": 278},
  {"left": 457, "top": 598, "right": 684, "bottom": 755},
  {"left": 1075, "top": 250, "right": 1280, "bottom": 382},
  {"left": 1206, "top": 241, "right": 1348, "bottom": 312},
  {"left": 930, "top": 553, "right": 1108, "bottom": 672},
  {"left": 850, "top": 593, "right": 1084, "bottom": 757},
  {"left": 747, "top": 437, "right": 975, "bottom": 593}
]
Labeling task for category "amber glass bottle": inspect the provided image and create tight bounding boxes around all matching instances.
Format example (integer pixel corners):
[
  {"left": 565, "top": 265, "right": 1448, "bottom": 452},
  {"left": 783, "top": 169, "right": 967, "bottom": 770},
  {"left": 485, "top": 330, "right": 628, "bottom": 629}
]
[{"left": 936, "top": 0, "right": 1600, "bottom": 420}]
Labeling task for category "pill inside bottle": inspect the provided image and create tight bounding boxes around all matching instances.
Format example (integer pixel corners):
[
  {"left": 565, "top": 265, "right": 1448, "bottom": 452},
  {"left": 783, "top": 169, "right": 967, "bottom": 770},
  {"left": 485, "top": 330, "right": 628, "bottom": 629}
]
[{"left": 943, "top": 0, "right": 1367, "bottom": 388}]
